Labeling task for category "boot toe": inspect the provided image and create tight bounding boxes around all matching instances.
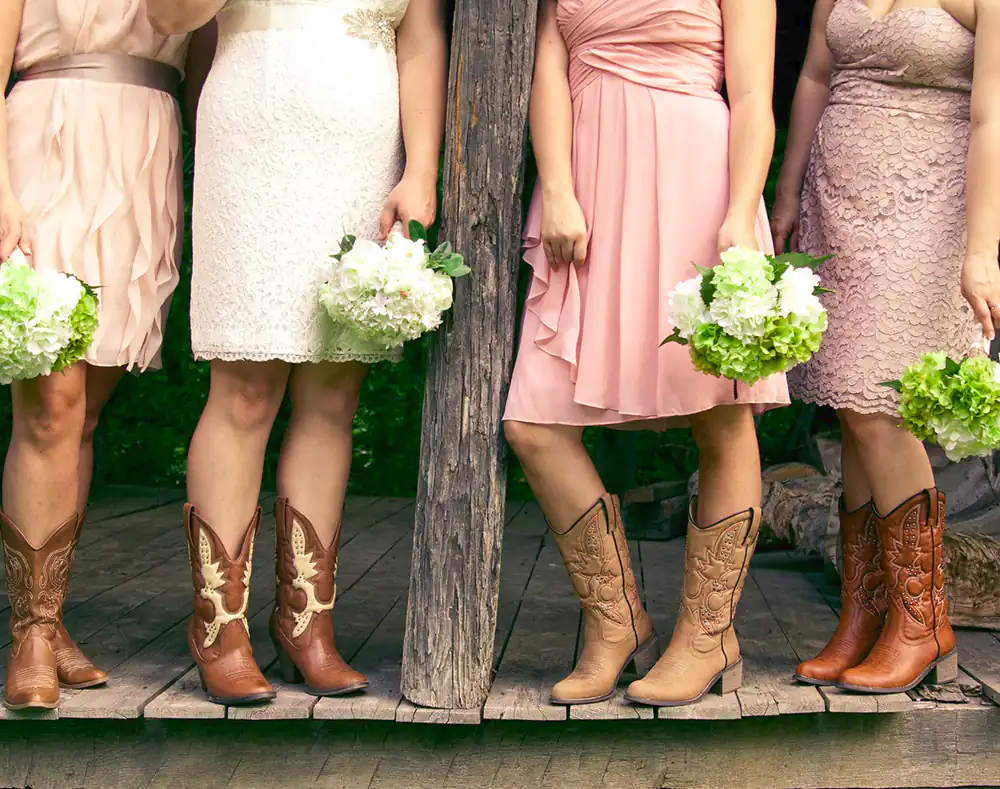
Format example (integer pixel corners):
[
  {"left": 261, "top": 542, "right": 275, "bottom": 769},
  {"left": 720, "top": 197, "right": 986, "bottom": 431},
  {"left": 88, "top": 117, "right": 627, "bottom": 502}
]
[{"left": 794, "top": 658, "right": 840, "bottom": 685}]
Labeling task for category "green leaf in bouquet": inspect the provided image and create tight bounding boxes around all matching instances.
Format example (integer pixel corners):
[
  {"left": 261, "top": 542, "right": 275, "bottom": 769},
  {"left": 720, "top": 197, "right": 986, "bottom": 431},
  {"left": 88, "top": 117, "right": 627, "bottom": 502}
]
[
  {"left": 770, "top": 252, "right": 832, "bottom": 270},
  {"left": 408, "top": 220, "right": 428, "bottom": 241},
  {"left": 449, "top": 264, "right": 472, "bottom": 278},
  {"left": 814, "top": 287, "right": 835, "bottom": 295},
  {"left": 694, "top": 267, "right": 717, "bottom": 305},
  {"left": 881, "top": 380, "right": 903, "bottom": 392},
  {"left": 332, "top": 234, "right": 356, "bottom": 261},
  {"left": 943, "top": 357, "right": 961, "bottom": 376},
  {"left": 433, "top": 241, "right": 453, "bottom": 258},
  {"left": 770, "top": 260, "right": 790, "bottom": 282},
  {"left": 660, "top": 328, "right": 688, "bottom": 347}
]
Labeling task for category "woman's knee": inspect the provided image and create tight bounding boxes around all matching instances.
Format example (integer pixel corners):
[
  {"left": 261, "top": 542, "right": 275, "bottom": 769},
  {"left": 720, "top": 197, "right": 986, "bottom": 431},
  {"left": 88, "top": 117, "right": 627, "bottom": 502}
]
[
  {"left": 504, "top": 420, "right": 565, "bottom": 460},
  {"left": 11, "top": 373, "right": 87, "bottom": 450},
  {"left": 838, "top": 409, "right": 902, "bottom": 450},
  {"left": 689, "top": 404, "right": 755, "bottom": 459},
  {"left": 288, "top": 363, "right": 367, "bottom": 429},
  {"left": 209, "top": 362, "right": 288, "bottom": 432}
]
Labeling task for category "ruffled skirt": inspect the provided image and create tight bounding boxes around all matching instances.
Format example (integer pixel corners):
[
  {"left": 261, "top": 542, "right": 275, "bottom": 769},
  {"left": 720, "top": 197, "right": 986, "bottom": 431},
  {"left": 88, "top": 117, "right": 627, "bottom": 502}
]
[{"left": 7, "top": 78, "right": 183, "bottom": 371}]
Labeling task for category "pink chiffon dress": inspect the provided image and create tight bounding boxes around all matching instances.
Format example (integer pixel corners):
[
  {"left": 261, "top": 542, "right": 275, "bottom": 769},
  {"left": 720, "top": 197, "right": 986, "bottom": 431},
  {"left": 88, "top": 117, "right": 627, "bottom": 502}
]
[
  {"left": 7, "top": 0, "right": 189, "bottom": 371},
  {"left": 502, "top": 0, "right": 789, "bottom": 429}
]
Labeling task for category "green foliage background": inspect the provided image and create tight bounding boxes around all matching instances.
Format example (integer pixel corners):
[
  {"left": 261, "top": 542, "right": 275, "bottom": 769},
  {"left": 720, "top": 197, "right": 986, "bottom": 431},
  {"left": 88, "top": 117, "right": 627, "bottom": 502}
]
[{"left": 0, "top": 10, "right": 834, "bottom": 498}]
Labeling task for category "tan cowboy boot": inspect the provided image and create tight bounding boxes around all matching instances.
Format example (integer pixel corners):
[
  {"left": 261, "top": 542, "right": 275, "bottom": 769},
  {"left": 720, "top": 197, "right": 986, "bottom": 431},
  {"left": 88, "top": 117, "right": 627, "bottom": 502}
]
[
  {"left": 269, "top": 499, "right": 368, "bottom": 696},
  {"left": 795, "top": 500, "right": 886, "bottom": 685},
  {"left": 2, "top": 511, "right": 80, "bottom": 710},
  {"left": 837, "top": 489, "right": 957, "bottom": 693},
  {"left": 185, "top": 504, "right": 275, "bottom": 706},
  {"left": 549, "top": 494, "right": 659, "bottom": 705},
  {"left": 50, "top": 512, "right": 107, "bottom": 689},
  {"left": 626, "top": 500, "right": 759, "bottom": 707}
]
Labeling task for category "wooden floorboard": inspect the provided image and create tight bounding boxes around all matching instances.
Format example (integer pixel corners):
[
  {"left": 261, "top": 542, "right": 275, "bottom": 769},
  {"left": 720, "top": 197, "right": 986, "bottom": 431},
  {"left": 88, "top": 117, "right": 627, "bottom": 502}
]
[{"left": 0, "top": 491, "right": 996, "bottom": 730}]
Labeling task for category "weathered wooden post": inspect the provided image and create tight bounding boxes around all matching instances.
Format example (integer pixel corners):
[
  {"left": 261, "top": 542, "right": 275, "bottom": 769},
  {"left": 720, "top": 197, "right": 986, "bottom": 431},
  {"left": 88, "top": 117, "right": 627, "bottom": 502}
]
[{"left": 400, "top": 3, "right": 538, "bottom": 708}]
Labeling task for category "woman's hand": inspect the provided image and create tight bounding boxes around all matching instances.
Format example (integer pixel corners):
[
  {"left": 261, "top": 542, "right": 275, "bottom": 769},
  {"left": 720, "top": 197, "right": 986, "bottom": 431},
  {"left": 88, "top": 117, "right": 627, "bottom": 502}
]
[
  {"left": 540, "top": 188, "right": 587, "bottom": 268},
  {"left": 961, "top": 250, "right": 1000, "bottom": 341},
  {"left": 717, "top": 213, "right": 759, "bottom": 255},
  {"left": 0, "top": 193, "right": 30, "bottom": 260},
  {"left": 770, "top": 190, "right": 800, "bottom": 254},
  {"left": 378, "top": 173, "right": 437, "bottom": 240}
]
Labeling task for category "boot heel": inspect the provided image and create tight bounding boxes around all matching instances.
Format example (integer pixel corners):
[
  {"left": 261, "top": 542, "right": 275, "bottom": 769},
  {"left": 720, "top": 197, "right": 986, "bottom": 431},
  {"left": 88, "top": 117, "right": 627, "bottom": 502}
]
[
  {"left": 630, "top": 634, "right": 661, "bottom": 676},
  {"left": 714, "top": 661, "right": 743, "bottom": 695},
  {"left": 928, "top": 651, "right": 959, "bottom": 685},
  {"left": 278, "top": 649, "right": 303, "bottom": 684}
]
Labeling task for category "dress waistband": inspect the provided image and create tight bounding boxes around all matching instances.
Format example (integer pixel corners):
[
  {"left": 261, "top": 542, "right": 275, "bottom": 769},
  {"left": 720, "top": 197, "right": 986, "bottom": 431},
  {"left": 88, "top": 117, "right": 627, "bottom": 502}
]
[{"left": 18, "top": 54, "right": 181, "bottom": 98}]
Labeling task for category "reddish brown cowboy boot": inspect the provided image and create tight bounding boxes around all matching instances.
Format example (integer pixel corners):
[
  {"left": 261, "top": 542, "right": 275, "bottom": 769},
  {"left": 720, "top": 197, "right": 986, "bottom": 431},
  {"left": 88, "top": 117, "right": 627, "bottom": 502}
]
[
  {"left": 185, "top": 505, "right": 275, "bottom": 706},
  {"left": 795, "top": 500, "right": 886, "bottom": 685},
  {"left": 626, "top": 500, "right": 758, "bottom": 707},
  {"left": 1, "top": 512, "right": 79, "bottom": 710},
  {"left": 270, "top": 498, "right": 368, "bottom": 696},
  {"left": 549, "top": 494, "right": 659, "bottom": 705},
  {"left": 51, "top": 512, "right": 107, "bottom": 689},
  {"left": 837, "top": 489, "right": 957, "bottom": 693}
]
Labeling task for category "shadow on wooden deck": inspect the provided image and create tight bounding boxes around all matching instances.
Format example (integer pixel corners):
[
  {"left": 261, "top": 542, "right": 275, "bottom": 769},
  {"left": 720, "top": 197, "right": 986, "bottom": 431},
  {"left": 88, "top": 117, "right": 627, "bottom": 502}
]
[{"left": 0, "top": 489, "right": 998, "bottom": 788}]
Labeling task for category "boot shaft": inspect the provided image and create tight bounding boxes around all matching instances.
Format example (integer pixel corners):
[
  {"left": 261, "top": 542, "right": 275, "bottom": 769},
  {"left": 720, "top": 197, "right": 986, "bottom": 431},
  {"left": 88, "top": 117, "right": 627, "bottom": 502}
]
[
  {"left": 1, "top": 512, "right": 79, "bottom": 639},
  {"left": 550, "top": 494, "right": 646, "bottom": 649},
  {"left": 184, "top": 505, "right": 258, "bottom": 655},
  {"left": 682, "top": 500, "right": 760, "bottom": 635},
  {"left": 875, "top": 489, "right": 952, "bottom": 646},
  {"left": 273, "top": 499, "right": 339, "bottom": 644},
  {"left": 838, "top": 500, "right": 887, "bottom": 620}
]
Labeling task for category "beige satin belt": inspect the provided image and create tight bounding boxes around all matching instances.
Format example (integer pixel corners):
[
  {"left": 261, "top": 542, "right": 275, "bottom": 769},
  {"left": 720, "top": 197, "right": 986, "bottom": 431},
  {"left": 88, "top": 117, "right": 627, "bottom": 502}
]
[{"left": 18, "top": 53, "right": 181, "bottom": 98}]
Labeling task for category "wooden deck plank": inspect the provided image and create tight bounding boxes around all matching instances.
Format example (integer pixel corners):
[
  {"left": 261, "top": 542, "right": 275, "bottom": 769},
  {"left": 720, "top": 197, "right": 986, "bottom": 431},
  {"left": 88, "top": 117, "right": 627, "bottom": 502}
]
[
  {"left": 569, "top": 540, "right": 654, "bottom": 721},
  {"left": 483, "top": 538, "right": 576, "bottom": 721},
  {"left": 735, "top": 567, "right": 826, "bottom": 716},
  {"left": 957, "top": 629, "right": 1000, "bottom": 706},
  {"left": 639, "top": 538, "right": 742, "bottom": 721},
  {"left": 753, "top": 555, "right": 917, "bottom": 713}
]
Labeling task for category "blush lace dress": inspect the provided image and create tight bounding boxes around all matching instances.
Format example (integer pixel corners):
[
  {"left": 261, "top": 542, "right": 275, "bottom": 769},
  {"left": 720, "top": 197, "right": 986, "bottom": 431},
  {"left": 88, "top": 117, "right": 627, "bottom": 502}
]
[
  {"left": 190, "top": 0, "right": 410, "bottom": 363},
  {"left": 789, "top": 0, "right": 979, "bottom": 415}
]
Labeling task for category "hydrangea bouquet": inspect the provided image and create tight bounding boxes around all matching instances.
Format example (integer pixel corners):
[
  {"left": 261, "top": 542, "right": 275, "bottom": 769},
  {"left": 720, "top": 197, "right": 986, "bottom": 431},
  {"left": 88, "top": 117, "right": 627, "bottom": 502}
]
[
  {"left": 882, "top": 332, "right": 1000, "bottom": 461},
  {"left": 0, "top": 249, "right": 99, "bottom": 385},
  {"left": 662, "top": 246, "right": 831, "bottom": 385},
  {"left": 319, "top": 221, "right": 470, "bottom": 350}
]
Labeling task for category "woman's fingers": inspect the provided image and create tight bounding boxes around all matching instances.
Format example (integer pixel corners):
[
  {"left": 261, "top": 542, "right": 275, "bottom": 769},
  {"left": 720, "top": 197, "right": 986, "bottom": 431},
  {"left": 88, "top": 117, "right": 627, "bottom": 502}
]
[
  {"left": 971, "top": 296, "right": 996, "bottom": 341},
  {"left": 377, "top": 203, "right": 397, "bottom": 242},
  {"left": 572, "top": 235, "right": 587, "bottom": 266}
]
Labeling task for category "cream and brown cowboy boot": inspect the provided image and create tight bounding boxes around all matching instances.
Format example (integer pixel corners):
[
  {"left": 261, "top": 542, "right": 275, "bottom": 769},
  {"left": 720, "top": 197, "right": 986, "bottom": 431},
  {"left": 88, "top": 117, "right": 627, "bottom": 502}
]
[
  {"left": 270, "top": 499, "right": 368, "bottom": 696},
  {"left": 2, "top": 512, "right": 80, "bottom": 710},
  {"left": 51, "top": 512, "right": 107, "bottom": 689},
  {"left": 550, "top": 494, "right": 659, "bottom": 705},
  {"left": 626, "top": 499, "right": 759, "bottom": 707},
  {"left": 185, "top": 505, "right": 275, "bottom": 706}
]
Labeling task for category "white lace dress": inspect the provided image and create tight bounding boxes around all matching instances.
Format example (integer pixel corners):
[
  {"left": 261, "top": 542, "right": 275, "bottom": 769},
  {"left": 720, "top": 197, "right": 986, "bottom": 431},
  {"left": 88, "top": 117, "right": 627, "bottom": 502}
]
[{"left": 191, "top": 0, "right": 410, "bottom": 363}]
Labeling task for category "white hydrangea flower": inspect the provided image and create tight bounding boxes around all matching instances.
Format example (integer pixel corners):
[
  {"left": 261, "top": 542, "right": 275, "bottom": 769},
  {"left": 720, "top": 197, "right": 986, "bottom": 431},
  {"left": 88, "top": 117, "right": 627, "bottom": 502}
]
[
  {"left": 667, "top": 275, "right": 708, "bottom": 340},
  {"left": 776, "top": 266, "right": 824, "bottom": 324}
]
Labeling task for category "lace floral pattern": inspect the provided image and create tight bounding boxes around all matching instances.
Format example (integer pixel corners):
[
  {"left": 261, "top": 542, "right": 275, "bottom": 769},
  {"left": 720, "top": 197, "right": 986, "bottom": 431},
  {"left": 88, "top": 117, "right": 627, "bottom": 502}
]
[
  {"left": 191, "top": 0, "right": 410, "bottom": 364},
  {"left": 788, "top": 0, "right": 978, "bottom": 415}
]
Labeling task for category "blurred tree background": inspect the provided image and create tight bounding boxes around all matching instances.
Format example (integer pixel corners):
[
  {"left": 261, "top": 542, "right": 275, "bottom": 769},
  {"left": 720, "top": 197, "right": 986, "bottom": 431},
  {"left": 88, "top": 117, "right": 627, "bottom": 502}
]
[{"left": 0, "top": 1, "right": 832, "bottom": 500}]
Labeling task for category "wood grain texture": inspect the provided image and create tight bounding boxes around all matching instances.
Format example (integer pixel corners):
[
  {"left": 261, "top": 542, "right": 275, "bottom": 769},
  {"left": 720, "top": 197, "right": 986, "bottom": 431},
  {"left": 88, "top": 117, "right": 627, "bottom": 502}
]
[{"left": 401, "top": 0, "right": 538, "bottom": 710}]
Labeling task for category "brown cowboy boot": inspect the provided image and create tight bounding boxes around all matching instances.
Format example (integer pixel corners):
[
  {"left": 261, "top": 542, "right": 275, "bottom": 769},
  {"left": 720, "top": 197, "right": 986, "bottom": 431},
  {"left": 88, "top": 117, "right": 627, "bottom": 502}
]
[
  {"left": 794, "top": 500, "right": 886, "bottom": 685},
  {"left": 2, "top": 512, "right": 79, "bottom": 710},
  {"left": 50, "top": 512, "right": 107, "bottom": 689},
  {"left": 185, "top": 504, "right": 275, "bottom": 706},
  {"left": 626, "top": 500, "right": 759, "bottom": 707},
  {"left": 549, "top": 494, "right": 659, "bottom": 705},
  {"left": 837, "top": 489, "right": 957, "bottom": 693},
  {"left": 270, "top": 498, "right": 368, "bottom": 696}
]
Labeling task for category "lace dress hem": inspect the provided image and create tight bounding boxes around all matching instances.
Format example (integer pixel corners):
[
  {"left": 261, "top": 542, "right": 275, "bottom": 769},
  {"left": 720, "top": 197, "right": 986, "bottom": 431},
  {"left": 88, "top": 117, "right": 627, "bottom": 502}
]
[{"left": 192, "top": 347, "right": 402, "bottom": 364}]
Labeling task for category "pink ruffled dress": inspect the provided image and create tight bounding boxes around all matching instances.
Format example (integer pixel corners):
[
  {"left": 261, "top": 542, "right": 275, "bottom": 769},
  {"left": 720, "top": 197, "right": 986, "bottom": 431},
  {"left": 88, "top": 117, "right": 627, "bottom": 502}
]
[
  {"left": 7, "top": 0, "right": 189, "bottom": 371},
  {"left": 503, "top": 0, "right": 789, "bottom": 428}
]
